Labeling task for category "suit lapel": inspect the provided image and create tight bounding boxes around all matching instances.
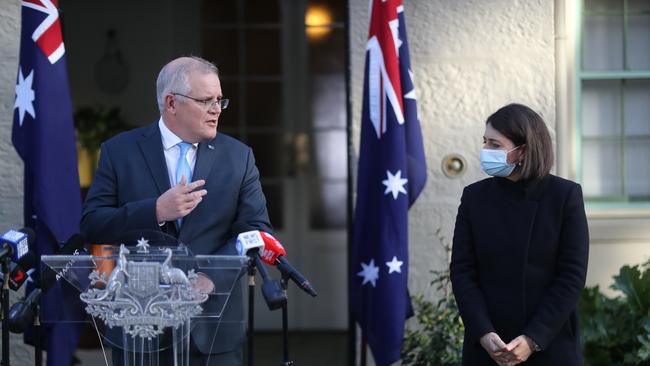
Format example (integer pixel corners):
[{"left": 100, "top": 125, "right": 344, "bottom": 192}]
[
  {"left": 192, "top": 138, "right": 220, "bottom": 182},
  {"left": 137, "top": 123, "right": 171, "bottom": 196},
  {"left": 179, "top": 136, "right": 221, "bottom": 237}
]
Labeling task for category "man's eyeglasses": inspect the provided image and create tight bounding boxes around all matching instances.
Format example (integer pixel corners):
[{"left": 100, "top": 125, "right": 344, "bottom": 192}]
[{"left": 171, "top": 93, "right": 229, "bottom": 110}]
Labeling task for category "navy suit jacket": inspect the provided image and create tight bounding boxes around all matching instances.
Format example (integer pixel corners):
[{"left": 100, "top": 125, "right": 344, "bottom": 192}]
[
  {"left": 80, "top": 122, "right": 271, "bottom": 355},
  {"left": 450, "top": 175, "right": 589, "bottom": 365}
]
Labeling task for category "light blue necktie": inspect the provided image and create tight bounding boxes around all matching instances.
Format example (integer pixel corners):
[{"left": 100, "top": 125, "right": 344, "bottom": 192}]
[{"left": 175, "top": 141, "right": 193, "bottom": 227}]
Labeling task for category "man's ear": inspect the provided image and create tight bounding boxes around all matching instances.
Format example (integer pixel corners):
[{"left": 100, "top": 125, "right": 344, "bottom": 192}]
[{"left": 165, "top": 94, "right": 177, "bottom": 114}]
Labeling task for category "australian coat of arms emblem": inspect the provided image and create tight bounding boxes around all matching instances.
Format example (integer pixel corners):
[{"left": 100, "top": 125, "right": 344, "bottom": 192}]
[{"left": 80, "top": 241, "right": 209, "bottom": 339}]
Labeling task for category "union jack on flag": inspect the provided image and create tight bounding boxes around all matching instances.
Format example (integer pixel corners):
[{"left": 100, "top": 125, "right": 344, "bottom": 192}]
[
  {"left": 12, "top": 1, "right": 86, "bottom": 365},
  {"left": 350, "top": 0, "right": 427, "bottom": 365}
]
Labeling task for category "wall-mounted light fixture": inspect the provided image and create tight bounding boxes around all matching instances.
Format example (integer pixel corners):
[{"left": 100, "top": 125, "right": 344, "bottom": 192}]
[
  {"left": 441, "top": 154, "right": 467, "bottom": 178},
  {"left": 305, "top": 4, "right": 332, "bottom": 41}
]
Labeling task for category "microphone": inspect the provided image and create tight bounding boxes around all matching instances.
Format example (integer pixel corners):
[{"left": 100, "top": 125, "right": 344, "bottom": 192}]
[
  {"left": 8, "top": 253, "right": 36, "bottom": 291},
  {"left": 7, "top": 233, "right": 86, "bottom": 334},
  {"left": 7, "top": 287, "right": 40, "bottom": 333},
  {"left": 236, "top": 230, "right": 265, "bottom": 257},
  {"left": 234, "top": 226, "right": 287, "bottom": 310},
  {"left": 0, "top": 228, "right": 34, "bottom": 262},
  {"left": 259, "top": 232, "right": 317, "bottom": 297}
]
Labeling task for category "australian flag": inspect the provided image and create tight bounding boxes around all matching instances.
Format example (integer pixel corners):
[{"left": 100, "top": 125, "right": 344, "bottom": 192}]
[
  {"left": 350, "top": 1, "right": 427, "bottom": 365},
  {"left": 12, "top": 1, "right": 86, "bottom": 365}
]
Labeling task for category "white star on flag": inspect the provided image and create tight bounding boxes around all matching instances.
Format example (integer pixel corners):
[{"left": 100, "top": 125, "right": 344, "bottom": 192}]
[
  {"left": 357, "top": 259, "right": 380, "bottom": 287},
  {"left": 14, "top": 67, "right": 36, "bottom": 126},
  {"left": 403, "top": 69, "right": 417, "bottom": 100},
  {"left": 386, "top": 256, "right": 403, "bottom": 274},
  {"left": 382, "top": 170, "right": 408, "bottom": 199}
]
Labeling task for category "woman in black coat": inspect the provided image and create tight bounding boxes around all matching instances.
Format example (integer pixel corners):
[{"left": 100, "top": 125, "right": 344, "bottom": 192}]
[{"left": 450, "top": 103, "right": 589, "bottom": 366}]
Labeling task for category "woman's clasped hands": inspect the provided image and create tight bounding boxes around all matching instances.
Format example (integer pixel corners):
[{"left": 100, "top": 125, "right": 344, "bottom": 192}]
[{"left": 480, "top": 332, "right": 534, "bottom": 366}]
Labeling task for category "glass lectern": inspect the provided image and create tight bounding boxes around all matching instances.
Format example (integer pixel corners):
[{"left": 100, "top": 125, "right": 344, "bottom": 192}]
[{"left": 41, "top": 237, "right": 247, "bottom": 366}]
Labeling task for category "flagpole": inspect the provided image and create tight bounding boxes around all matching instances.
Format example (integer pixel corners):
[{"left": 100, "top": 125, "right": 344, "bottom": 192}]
[{"left": 344, "top": 0, "right": 359, "bottom": 365}]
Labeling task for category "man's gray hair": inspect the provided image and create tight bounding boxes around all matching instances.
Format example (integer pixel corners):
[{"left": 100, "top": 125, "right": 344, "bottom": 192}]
[{"left": 156, "top": 56, "right": 219, "bottom": 113}]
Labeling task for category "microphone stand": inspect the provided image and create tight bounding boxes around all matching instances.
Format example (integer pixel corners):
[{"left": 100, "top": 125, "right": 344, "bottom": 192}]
[
  {"left": 34, "top": 302, "right": 41, "bottom": 366},
  {"left": 2, "top": 257, "right": 10, "bottom": 366},
  {"left": 279, "top": 274, "right": 293, "bottom": 366},
  {"left": 248, "top": 255, "right": 287, "bottom": 366},
  {"left": 247, "top": 256, "right": 257, "bottom": 366}
]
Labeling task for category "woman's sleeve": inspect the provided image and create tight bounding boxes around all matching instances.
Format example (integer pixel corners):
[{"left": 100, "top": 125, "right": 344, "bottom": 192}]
[
  {"left": 522, "top": 183, "right": 589, "bottom": 349},
  {"left": 450, "top": 187, "right": 495, "bottom": 345}
]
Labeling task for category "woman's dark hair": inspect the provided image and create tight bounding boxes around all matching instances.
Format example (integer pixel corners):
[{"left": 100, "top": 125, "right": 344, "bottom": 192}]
[{"left": 486, "top": 103, "right": 554, "bottom": 179}]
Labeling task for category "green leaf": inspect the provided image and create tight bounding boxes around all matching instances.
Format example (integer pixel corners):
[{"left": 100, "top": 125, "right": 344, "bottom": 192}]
[{"left": 611, "top": 265, "right": 644, "bottom": 311}]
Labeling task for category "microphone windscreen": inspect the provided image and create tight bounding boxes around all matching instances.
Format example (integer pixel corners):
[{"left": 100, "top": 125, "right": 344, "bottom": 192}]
[
  {"left": 1, "top": 229, "right": 30, "bottom": 261},
  {"left": 236, "top": 230, "right": 264, "bottom": 256},
  {"left": 260, "top": 232, "right": 286, "bottom": 265},
  {"left": 8, "top": 301, "right": 33, "bottom": 334}
]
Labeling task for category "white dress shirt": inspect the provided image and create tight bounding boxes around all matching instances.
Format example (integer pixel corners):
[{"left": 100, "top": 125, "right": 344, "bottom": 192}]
[{"left": 158, "top": 117, "right": 198, "bottom": 187}]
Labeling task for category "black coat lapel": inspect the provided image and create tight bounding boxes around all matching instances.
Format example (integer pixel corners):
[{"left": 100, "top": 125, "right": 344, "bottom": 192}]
[{"left": 137, "top": 123, "right": 171, "bottom": 196}]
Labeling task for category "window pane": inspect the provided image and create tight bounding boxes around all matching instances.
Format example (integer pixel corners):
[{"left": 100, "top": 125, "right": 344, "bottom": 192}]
[
  {"left": 311, "top": 130, "right": 347, "bottom": 179},
  {"left": 627, "top": 0, "right": 650, "bottom": 70},
  {"left": 202, "top": 1, "right": 238, "bottom": 24},
  {"left": 246, "top": 30, "right": 281, "bottom": 75},
  {"left": 219, "top": 81, "right": 241, "bottom": 130},
  {"left": 624, "top": 80, "right": 650, "bottom": 136},
  {"left": 262, "top": 182, "right": 283, "bottom": 229},
  {"left": 584, "top": 0, "right": 622, "bottom": 13},
  {"left": 247, "top": 133, "right": 284, "bottom": 177},
  {"left": 202, "top": 30, "right": 239, "bottom": 75},
  {"left": 310, "top": 181, "right": 347, "bottom": 229},
  {"left": 582, "top": 140, "right": 622, "bottom": 197},
  {"left": 583, "top": 14, "right": 624, "bottom": 70},
  {"left": 245, "top": 81, "right": 282, "bottom": 127},
  {"left": 308, "top": 28, "right": 345, "bottom": 73},
  {"left": 582, "top": 80, "right": 621, "bottom": 137},
  {"left": 312, "top": 74, "right": 346, "bottom": 129},
  {"left": 626, "top": 140, "right": 650, "bottom": 198},
  {"left": 245, "top": 0, "right": 280, "bottom": 24}
]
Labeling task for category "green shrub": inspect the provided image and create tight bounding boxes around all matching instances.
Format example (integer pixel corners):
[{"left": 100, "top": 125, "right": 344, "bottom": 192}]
[
  {"left": 401, "top": 230, "right": 464, "bottom": 366},
  {"left": 579, "top": 260, "right": 650, "bottom": 365}
]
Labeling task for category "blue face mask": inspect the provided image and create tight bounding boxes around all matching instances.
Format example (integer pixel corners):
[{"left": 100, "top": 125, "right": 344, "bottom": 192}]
[{"left": 480, "top": 146, "right": 520, "bottom": 177}]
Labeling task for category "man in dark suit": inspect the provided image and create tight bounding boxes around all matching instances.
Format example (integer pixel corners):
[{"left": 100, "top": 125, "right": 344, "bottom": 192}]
[{"left": 81, "top": 56, "right": 271, "bottom": 365}]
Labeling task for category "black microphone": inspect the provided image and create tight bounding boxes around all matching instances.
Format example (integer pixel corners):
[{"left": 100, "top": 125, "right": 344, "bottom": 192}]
[
  {"left": 258, "top": 232, "right": 317, "bottom": 297},
  {"left": 7, "top": 287, "right": 40, "bottom": 333}
]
